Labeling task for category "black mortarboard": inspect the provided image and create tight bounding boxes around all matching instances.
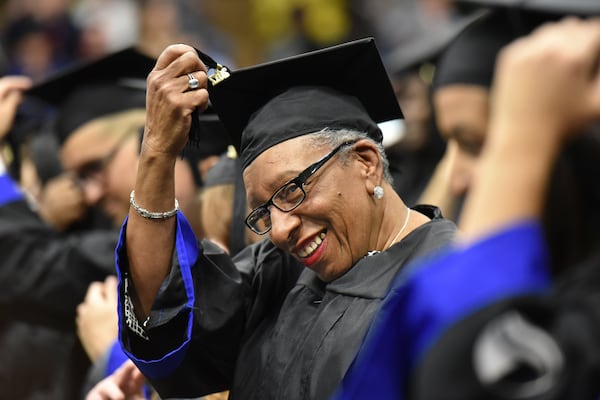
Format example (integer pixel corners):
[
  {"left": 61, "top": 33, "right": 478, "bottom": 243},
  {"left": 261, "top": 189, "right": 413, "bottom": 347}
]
[
  {"left": 187, "top": 107, "right": 232, "bottom": 159},
  {"left": 432, "top": 10, "right": 519, "bottom": 90},
  {"left": 433, "top": 1, "right": 595, "bottom": 91},
  {"left": 203, "top": 147, "right": 239, "bottom": 188},
  {"left": 197, "top": 37, "right": 403, "bottom": 169},
  {"left": 182, "top": 111, "right": 232, "bottom": 188},
  {"left": 25, "top": 46, "right": 155, "bottom": 143},
  {"left": 384, "top": 8, "right": 491, "bottom": 77},
  {"left": 455, "top": 0, "right": 600, "bottom": 15}
]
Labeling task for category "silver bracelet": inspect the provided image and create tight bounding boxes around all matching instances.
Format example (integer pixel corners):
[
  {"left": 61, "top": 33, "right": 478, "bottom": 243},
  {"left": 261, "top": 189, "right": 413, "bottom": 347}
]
[{"left": 129, "top": 190, "right": 179, "bottom": 220}]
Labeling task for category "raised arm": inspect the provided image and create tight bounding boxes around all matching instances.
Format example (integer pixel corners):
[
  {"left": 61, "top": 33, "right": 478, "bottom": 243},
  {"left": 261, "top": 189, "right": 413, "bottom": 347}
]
[
  {"left": 0, "top": 75, "right": 32, "bottom": 142},
  {"left": 126, "top": 44, "right": 209, "bottom": 317},
  {"left": 459, "top": 17, "right": 600, "bottom": 240}
]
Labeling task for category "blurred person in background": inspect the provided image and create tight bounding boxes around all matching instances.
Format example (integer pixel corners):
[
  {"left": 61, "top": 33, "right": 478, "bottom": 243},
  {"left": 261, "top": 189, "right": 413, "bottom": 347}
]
[
  {"left": 0, "top": 73, "right": 117, "bottom": 400},
  {"left": 334, "top": 3, "right": 600, "bottom": 399},
  {"left": 18, "top": 131, "right": 90, "bottom": 231},
  {"left": 0, "top": 47, "right": 153, "bottom": 400},
  {"left": 1, "top": 0, "right": 80, "bottom": 79},
  {"left": 199, "top": 146, "right": 263, "bottom": 255},
  {"left": 72, "top": 0, "right": 139, "bottom": 59},
  {"left": 381, "top": 5, "right": 490, "bottom": 218},
  {"left": 136, "top": 0, "right": 208, "bottom": 59}
]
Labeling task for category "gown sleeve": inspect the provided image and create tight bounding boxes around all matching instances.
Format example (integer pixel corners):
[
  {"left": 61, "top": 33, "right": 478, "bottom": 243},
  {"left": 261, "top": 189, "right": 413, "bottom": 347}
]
[
  {"left": 116, "top": 211, "right": 302, "bottom": 398},
  {"left": 0, "top": 173, "right": 117, "bottom": 320},
  {"left": 333, "top": 221, "right": 551, "bottom": 400}
]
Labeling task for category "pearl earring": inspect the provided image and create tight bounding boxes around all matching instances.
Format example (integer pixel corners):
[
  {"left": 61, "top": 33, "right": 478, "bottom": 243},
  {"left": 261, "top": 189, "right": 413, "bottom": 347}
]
[{"left": 374, "top": 185, "right": 384, "bottom": 199}]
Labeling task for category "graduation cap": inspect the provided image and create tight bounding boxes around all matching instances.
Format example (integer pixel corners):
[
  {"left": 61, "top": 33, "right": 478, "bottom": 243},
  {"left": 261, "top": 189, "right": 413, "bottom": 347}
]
[
  {"left": 384, "top": 8, "right": 491, "bottom": 77},
  {"left": 432, "top": 10, "right": 517, "bottom": 90},
  {"left": 196, "top": 37, "right": 403, "bottom": 169},
  {"left": 455, "top": 0, "right": 600, "bottom": 15},
  {"left": 25, "top": 45, "right": 232, "bottom": 158},
  {"left": 203, "top": 146, "right": 240, "bottom": 188},
  {"left": 432, "top": 6, "right": 564, "bottom": 90},
  {"left": 25, "top": 46, "right": 156, "bottom": 143}
]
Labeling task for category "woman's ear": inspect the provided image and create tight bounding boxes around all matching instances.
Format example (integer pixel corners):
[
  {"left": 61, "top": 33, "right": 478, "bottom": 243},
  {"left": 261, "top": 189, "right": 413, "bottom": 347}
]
[{"left": 351, "top": 139, "right": 383, "bottom": 193}]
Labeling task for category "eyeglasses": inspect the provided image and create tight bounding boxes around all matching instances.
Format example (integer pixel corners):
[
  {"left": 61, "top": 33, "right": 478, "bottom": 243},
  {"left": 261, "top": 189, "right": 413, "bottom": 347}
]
[
  {"left": 72, "top": 134, "right": 131, "bottom": 188},
  {"left": 245, "top": 140, "right": 356, "bottom": 235}
]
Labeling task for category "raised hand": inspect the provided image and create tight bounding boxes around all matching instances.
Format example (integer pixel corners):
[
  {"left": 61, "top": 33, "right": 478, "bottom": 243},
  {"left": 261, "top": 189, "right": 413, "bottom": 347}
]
[
  {"left": 461, "top": 17, "right": 600, "bottom": 239},
  {"left": 0, "top": 76, "right": 32, "bottom": 140},
  {"left": 490, "top": 17, "right": 600, "bottom": 145},
  {"left": 142, "top": 44, "right": 208, "bottom": 158},
  {"left": 85, "top": 360, "right": 146, "bottom": 400},
  {"left": 76, "top": 276, "right": 119, "bottom": 362}
]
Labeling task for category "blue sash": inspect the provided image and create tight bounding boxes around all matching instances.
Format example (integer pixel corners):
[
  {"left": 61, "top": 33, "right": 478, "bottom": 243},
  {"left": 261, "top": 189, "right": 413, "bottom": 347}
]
[{"left": 0, "top": 174, "right": 23, "bottom": 206}]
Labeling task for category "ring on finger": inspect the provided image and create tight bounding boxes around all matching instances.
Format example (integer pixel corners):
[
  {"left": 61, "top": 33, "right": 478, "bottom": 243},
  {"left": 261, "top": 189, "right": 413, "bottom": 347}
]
[{"left": 187, "top": 73, "right": 199, "bottom": 90}]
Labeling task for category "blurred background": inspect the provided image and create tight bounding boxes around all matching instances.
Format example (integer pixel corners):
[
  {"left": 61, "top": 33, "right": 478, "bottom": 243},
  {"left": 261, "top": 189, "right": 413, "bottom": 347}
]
[{"left": 0, "top": 0, "right": 456, "bottom": 79}]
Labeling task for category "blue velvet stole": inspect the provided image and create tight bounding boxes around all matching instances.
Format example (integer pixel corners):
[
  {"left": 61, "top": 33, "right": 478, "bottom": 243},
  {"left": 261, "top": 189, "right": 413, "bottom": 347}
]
[{"left": 0, "top": 174, "right": 23, "bottom": 206}]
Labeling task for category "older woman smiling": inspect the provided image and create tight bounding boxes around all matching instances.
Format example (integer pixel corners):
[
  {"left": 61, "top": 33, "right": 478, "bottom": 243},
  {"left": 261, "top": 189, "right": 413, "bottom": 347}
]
[{"left": 114, "top": 38, "right": 457, "bottom": 400}]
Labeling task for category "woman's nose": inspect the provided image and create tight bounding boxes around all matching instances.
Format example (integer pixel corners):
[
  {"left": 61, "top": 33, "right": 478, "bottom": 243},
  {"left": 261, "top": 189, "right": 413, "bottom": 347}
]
[{"left": 268, "top": 207, "right": 301, "bottom": 246}]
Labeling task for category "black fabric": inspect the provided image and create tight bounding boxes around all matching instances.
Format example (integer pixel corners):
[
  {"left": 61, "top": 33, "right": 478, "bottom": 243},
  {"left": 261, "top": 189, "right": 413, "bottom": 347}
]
[
  {"left": 229, "top": 156, "right": 247, "bottom": 256},
  {"left": 24, "top": 46, "right": 155, "bottom": 143},
  {"left": 433, "top": 11, "right": 518, "bottom": 90},
  {"left": 432, "top": 8, "right": 566, "bottom": 90},
  {"left": 456, "top": 0, "right": 600, "bottom": 15},
  {"left": 385, "top": 8, "right": 491, "bottom": 76},
  {"left": 203, "top": 152, "right": 238, "bottom": 187},
  {"left": 412, "top": 251, "right": 600, "bottom": 400},
  {"left": 186, "top": 108, "right": 232, "bottom": 159},
  {"left": 202, "top": 38, "right": 403, "bottom": 161},
  {"left": 52, "top": 82, "right": 147, "bottom": 143},
  {"left": 27, "top": 132, "right": 63, "bottom": 184},
  {"left": 239, "top": 86, "right": 383, "bottom": 169},
  {"left": 119, "top": 206, "right": 456, "bottom": 400},
  {"left": 0, "top": 199, "right": 118, "bottom": 399},
  {"left": 25, "top": 46, "right": 154, "bottom": 105}
]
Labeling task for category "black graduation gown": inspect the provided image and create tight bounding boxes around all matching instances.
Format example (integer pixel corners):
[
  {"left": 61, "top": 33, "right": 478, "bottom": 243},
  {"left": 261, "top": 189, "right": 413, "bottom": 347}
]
[
  {"left": 0, "top": 199, "right": 118, "bottom": 399},
  {"left": 413, "top": 251, "right": 600, "bottom": 400},
  {"left": 118, "top": 205, "right": 457, "bottom": 400}
]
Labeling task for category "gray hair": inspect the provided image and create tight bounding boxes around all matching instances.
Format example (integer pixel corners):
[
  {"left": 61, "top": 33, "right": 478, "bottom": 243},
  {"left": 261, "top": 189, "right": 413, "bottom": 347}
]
[{"left": 306, "top": 128, "right": 394, "bottom": 184}]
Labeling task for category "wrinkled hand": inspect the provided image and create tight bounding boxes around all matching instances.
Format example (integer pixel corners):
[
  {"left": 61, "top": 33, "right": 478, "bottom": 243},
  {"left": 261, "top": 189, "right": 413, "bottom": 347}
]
[
  {"left": 76, "top": 276, "right": 119, "bottom": 362},
  {"left": 490, "top": 17, "right": 600, "bottom": 143},
  {"left": 0, "top": 76, "right": 32, "bottom": 140},
  {"left": 142, "top": 44, "right": 209, "bottom": 158},
  {"left": 85, "top": 360, "right": 146, "bottom": 400},
  {"left": 38, "top": 173, "right": 87, "bottom": 231}
]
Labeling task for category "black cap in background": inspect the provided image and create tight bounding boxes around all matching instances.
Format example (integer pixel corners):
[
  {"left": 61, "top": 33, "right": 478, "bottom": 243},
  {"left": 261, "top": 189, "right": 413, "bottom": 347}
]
[
  {"left": 384, "top": 8, "right": 491, "bottom": 77},
  {"left": 433, "top": 0, "right": 599, "bottom": 91},
  {"left": 455, "top": 0, "right": 600, "bottom": 15},
  {"left": 203, "top": 146, "right": 240, "bottom": 188},
  {"left": 200, "top": 37, "right": 403, "bottom": 169},
  {"left": 433, "top": 10, "right": 521, "bottom": 90},
  {"left": 25, "top": 46, "right": 155, "bottom": 143}
]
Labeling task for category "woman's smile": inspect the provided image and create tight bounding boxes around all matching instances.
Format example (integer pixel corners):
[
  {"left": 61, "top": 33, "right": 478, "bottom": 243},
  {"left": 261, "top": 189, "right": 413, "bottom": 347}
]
[{"left": 297, "top": 231, "right": 327, "bottom": 266}]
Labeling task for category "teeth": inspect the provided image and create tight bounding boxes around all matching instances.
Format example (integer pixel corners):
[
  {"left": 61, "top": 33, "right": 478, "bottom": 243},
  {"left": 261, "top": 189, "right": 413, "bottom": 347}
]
[{"left": 298, "top": 232, "right": 326, "bottom": 258}]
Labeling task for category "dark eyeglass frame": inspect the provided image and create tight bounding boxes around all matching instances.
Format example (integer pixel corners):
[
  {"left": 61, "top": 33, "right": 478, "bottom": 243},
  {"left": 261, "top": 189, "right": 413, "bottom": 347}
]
[
  {"left": 73, "top": 134, "right": 133, "bottom": 187},
  {"left": 245, "top": 140, "right": 357, "bottom": 235}
]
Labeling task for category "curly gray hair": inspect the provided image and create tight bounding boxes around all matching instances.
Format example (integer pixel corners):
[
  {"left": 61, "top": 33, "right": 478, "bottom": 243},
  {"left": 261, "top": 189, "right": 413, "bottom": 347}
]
[{"left": 306, "top": 128, "right": 394, "bottom": 184}]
